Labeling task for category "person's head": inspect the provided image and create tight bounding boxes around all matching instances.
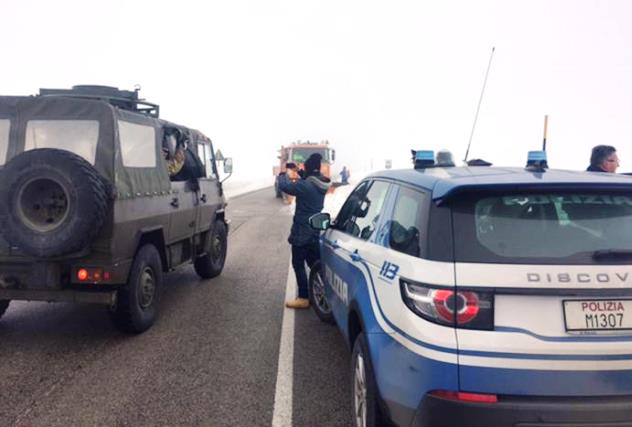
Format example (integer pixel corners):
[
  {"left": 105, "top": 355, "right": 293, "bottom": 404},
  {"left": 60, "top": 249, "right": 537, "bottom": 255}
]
[
  {"left": 162, "top": 133, "right": 177, "bottom": 160},
  {"left": 436, "top": 149, "right": 455, "bottom": 167},
  {"left": 174, "top": 146, "right": 185, "bottom": 162},
  {"left": 590, "top": 145, "right": 619, "bottom": 173},
  {"left": 304, "top": 153, "right": 322, "bottom": 176}
]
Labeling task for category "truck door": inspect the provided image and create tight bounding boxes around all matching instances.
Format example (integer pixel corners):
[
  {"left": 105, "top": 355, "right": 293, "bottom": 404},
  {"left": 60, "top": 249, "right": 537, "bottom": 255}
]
[
  {"left": 166, "top": 131, "right": 204, "bottom": 245},
  {"left": 167, "top": 178, "right": 198, "bottom": 244},
  {"left": 195, "top": 140, "right": 221, "bottom": 234}
]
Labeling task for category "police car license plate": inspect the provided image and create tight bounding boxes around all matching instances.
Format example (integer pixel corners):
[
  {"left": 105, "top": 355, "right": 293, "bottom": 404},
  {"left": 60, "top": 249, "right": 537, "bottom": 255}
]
[{"left": 564, "top": 299, "right": 632, "bottom": 332}]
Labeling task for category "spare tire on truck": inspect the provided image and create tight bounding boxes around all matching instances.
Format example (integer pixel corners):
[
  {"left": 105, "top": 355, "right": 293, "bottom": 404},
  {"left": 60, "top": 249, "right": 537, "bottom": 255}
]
[{"left": 0, "top": 148, "right": 110, "bottom": 258}]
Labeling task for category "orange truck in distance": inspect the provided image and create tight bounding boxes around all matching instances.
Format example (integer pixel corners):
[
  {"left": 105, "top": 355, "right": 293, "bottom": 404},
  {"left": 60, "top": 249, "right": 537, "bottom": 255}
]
[{"left": 273, "top": 140, "right": 336, "bottom": 201}]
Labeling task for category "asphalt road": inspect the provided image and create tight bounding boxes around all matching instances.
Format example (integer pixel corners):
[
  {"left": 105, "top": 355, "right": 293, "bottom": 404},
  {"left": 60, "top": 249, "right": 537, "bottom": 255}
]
[{"left": 0, "top": 187, "right": 351, "bottom": 427}]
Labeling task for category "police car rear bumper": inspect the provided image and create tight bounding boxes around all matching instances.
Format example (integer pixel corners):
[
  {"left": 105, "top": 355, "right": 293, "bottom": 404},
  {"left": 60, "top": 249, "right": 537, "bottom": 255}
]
[{"left": 410, "top": 394, "right": 632, "bottom": 427}]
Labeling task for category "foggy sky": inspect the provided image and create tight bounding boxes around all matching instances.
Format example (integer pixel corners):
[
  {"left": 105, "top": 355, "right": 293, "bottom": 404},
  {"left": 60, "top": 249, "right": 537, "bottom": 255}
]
[{"left": 2, "top": 0, "right": 631, "bottom": 181}]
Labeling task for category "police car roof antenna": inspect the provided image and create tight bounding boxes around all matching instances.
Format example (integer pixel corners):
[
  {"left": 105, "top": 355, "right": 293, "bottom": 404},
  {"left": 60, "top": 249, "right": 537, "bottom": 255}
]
[
  {"left": 542, "top": 114, "right": 549, "bottom": 151},
  {"left": 464, "top": 47, "right": 495, "bottom": 163}
]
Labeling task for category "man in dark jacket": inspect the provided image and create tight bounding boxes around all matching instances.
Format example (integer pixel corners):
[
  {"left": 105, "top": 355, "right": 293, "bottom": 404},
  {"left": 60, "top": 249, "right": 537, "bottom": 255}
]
[
  {"left": 278, "top": 153, "right": 331, "bottom": 309},
  {"left": 587, "top": 145, "right": 619, "bottom": 173}
]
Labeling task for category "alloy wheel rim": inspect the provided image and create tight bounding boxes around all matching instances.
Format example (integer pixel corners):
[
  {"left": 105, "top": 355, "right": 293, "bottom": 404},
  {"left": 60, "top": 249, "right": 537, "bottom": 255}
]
[
  {"left": 354, "top": 352, "right": 367, "bottom": 427},
  {"left": 313, "top": 272, "right": 331, "bottom": 314}
]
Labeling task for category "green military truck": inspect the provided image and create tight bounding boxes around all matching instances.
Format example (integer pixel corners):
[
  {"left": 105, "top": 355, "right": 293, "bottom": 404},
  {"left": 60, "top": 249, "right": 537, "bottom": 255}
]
[{"left": 0, "top": 85, "right": 232, "bottom": 333}]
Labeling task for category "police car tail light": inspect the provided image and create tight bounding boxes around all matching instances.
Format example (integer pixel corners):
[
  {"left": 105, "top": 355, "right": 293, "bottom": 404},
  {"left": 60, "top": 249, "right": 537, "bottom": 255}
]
[
  {"left": 400, "top": 280, "right": 494, "bottom": 330},
  {"left": 430, "top": 390, "right": 498, "bottom": 403}
]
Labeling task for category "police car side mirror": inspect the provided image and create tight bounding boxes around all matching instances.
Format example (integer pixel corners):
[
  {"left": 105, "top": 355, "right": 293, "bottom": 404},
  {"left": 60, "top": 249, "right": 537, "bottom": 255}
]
[
  {"left": 223, "top": 157, "right": 233, "bottom": 174},
  {"left": 309, "top": 213, "right": 331, "bottom": 231}
]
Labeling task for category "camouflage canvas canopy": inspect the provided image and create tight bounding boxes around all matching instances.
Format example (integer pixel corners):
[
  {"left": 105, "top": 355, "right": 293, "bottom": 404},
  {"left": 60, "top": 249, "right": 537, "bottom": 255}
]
[{"left": 0, "top": 94, "right": 211, "bottom": 198}]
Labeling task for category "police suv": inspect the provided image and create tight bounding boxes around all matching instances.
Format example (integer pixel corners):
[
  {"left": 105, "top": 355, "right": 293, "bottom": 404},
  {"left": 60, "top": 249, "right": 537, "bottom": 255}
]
[{"left": 308, "top": 151, "right": 632, "bottom": 427}]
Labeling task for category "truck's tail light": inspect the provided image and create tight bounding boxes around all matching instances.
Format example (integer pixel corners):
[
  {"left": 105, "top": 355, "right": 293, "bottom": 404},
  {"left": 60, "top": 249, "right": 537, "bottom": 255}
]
[
  {"left": 77, "top": 268, "right": 89, "bottom": 281},
  {"left": 430, "top": 390, "right": 498, "bottom": 403},
  {"left": 75, "top": 268, "right": 110, "bottom": 284},
  {"left": 400, "top": 279, "right": 494, "bottom": 330}
]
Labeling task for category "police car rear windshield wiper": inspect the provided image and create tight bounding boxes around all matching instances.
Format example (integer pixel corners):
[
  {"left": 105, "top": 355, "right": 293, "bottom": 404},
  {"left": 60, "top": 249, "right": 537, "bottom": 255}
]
[{"left": 592, "top": 250, "right": 632, "bottom": 260}]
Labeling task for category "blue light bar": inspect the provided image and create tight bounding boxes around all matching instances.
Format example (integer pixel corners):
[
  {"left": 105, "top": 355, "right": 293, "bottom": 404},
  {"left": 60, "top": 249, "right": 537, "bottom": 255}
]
[
  {"left": 527, "top": 151, "right": 547, "bottom": 162},
  {"left": 526, "top": 150, "right": 548, "bottom": 170},
  {"left": 415, "top": 150, "right": 435, "bottom": 161}
]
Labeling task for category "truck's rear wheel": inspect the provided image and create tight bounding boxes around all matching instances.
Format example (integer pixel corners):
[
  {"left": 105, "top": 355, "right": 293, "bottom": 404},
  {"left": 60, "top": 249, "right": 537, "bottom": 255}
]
[
  {"left": 0, "top": 300, "right": 10, "bottom": 320},
  {"left": 110, "top": 245, "right": 162, "bottom": 334},
  {"left": 194, "top": 220, "right": 228, "bottom": 279},
  {"left": 0, "top": 149, "right": 110, "bottom": 257}
]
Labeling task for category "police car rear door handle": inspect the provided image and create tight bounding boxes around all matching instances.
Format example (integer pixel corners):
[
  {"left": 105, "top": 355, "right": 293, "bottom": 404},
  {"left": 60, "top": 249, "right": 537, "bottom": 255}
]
[
  {"left": 336, "top": 240, "right": 353, "bottom": 252},
  {"left": 325, "top": 239, "right": 340, "bottom": 249},
  {"left": 170, "top": 197, "right": 179, "bottom": 208}
]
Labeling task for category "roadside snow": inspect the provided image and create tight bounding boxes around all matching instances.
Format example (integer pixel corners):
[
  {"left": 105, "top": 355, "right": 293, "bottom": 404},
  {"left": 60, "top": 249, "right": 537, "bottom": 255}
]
[
  {"left": 223, "top": 170, "right": 370, "bottom": 205},
  {"left": 282, "top": 172, "right": 367, "bottom": 218},
  {"left": 322, "top": 184, "right": 354, "bottom": 218},
  {"left": 223, "top": 176, "right": 274, "bottom": 199},
  {"left": 323, "top": 172, "right": 368, "bottom": 217}
]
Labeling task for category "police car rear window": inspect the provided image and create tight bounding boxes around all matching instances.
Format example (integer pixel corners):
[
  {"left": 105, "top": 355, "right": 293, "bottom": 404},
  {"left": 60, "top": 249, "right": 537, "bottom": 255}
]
[{"left": 452, "top": 192, "right": 632, "bottom": 264}]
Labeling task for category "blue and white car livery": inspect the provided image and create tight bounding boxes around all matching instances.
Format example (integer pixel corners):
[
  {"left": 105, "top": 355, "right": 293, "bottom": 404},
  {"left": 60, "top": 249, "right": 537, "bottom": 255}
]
[{"left": 312, "top": 151, "right": 632, "bottom": 427}]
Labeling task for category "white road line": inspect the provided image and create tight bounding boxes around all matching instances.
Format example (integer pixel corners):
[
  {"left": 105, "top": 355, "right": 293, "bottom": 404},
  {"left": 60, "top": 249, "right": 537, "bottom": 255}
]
[{"left": 272, "top": 261, "right": 296, "bottom": 427}]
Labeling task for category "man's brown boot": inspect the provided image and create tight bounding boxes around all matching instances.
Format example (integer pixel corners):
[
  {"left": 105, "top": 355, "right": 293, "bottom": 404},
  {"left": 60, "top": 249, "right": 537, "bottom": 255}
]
[{"left": 285, "top": 298, "right": 310, "bottom": 309}]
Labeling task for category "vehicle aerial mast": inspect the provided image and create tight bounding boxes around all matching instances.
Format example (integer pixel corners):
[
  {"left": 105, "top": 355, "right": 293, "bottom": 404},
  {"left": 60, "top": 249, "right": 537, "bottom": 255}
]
[{"left": 464, "top": 47, "right": 495, "bottom": 164}]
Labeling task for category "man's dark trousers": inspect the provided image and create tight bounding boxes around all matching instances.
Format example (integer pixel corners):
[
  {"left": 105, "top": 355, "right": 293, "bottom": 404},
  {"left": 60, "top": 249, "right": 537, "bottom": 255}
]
[{"left": 292, "top": 241, "right": 320, "bottom": 299}]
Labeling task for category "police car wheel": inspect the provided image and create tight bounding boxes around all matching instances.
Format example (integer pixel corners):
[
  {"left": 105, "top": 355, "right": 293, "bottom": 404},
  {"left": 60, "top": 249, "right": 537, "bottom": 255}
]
[
  {"left": 194, "top": 220, "right": 228, "bottom": 279},
  {"left": 110, "top": 244, "right": 162, "bottom": 334},
  {"left": 308, "top": 261, "right": 335, "bottom": 324},
  {"left": 351, "top": 334, "right": 385, "bottom": 427},
  {"left": 0, "top": 300, "right": 10, "bottom": 320}
]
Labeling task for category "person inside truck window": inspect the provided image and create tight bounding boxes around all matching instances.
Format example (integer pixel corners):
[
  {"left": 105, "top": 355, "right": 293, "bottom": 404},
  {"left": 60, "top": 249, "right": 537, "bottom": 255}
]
[
  {"left": 163, "top": 130, "right": 185, "bottom": 179},
  {"left": 162, "top": 130, "right": 205, "bottom": 182},
  {"left": 166, "top": 147, "right": 186, "bottom": 179},
  {"left": 170, "top": 142, "right": 206, "bottom": 182}
]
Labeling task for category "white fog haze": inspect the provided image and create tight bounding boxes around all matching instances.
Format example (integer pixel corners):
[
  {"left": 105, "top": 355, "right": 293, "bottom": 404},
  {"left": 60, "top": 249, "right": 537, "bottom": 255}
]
[
  {"left": 4, "top": 3, "right": 632, "bottom": 424},
  {"left": 3, "top": 0, "right": 632, "bottom": 190}
]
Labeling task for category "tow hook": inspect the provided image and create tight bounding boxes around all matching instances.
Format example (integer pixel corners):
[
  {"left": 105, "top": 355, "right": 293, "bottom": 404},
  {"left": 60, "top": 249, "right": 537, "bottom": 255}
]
[{"left": 108, "top": 292, "right": 118, "bottom": 311}]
